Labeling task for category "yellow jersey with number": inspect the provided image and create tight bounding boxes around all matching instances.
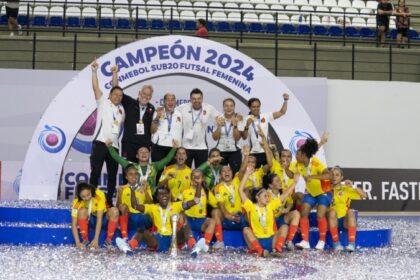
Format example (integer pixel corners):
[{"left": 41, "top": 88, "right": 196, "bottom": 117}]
[
  {"left": 214, "top": 181, "right": 242, "bottom": 214},
  {"left": 144, "top": 202, "right": 184, "bottom": 236},
  {"left": 159, "top": 164, "right": 192, "bottom": 201}
]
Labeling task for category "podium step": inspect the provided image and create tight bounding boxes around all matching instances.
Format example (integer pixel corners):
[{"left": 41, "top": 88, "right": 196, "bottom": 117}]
[{"left": 0, "top": 207, "right": 385, "bottom": 248}]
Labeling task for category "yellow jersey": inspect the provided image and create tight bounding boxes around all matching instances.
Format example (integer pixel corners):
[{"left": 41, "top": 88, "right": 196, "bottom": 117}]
[
  {"left": 181, "top": 187, "right": 207, "bottom": 218},
  {"left": 119, "top": 185, "right": 153, "bottom": 214},
  {"left": 214, "top": 181, "right": 242, "bottom": 214},
  {"left": 270, "top": 159, "right": 294, "bottom": 189},
  {"left": 159, "top": 164, "right": 192, "bottom": 200},
  {"left": 242, "top": 199, "right": 281, "bottom": 238},
  {"left": 331, "top": 185, "right": 362, "bottom": 219},
  {"left": 144, "top": 202, "right": 184, "bottom": 236},
  {"left": 267, "top": 189, "right": 293, "bottom": 218},
  {"left": 207, "top": 189, "right": 218, "bottom": 209},
  {"left": 71, "top": 189, "right": 106, "bottom": 218},
  {"left": 233, "top": 167, "right": 265, "bottom": 190},
  {"left": 290, "top": 156, "right": 331, "bottom": 196}
]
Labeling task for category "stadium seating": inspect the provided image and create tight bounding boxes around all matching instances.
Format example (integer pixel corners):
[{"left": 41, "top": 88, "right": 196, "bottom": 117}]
[{"left": 1, "top": 0, "right": 417, "bottom": 39}]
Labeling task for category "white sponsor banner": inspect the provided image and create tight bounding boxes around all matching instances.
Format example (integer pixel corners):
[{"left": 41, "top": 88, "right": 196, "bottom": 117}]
[{"left": 19, "top": 35, "right": 323, "bottom": 200}]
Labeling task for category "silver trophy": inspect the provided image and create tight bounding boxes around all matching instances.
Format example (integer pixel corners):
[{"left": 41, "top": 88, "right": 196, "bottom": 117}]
[{"left": 169, "top": 214, "right": 179, "bottom": 257}]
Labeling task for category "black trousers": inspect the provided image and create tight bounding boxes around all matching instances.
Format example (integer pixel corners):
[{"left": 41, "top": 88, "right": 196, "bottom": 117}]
[
  {"left": 151, "top": 144, "right": 176, "bottom": 182},
  {"left": 220, "top": 150, "right": 242, "bottom": 176},
  {"left": 251, "top": 152, "right": 267, "bottom": 169},
  {"left": 186, "top": 149, "right": 209, "bottom": 169},
  {"left": 89, "top": 141, "right": 118, "bottom": 206}
]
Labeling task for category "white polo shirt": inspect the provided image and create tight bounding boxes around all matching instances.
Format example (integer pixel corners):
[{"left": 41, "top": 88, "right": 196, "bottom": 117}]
[
  {"left": 178, "top": 103, "right": 220, "bottom": 150},
  {"left": 151, "top": 109, "right": 183, "bottom": 147},
  {"left": 215, "top": 118, "right": 245, "bottom": 152},
  {"left": 245, "top": 112, "right": 274, "bottom": 154},
  {"left": 93, "top": 94, "right": 125, "bottom": 149}
]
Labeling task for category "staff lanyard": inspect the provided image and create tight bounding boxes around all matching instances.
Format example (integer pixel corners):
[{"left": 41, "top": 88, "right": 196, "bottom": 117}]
[{"left": 191, "top": 108, "right": 202, "bottom": 127}]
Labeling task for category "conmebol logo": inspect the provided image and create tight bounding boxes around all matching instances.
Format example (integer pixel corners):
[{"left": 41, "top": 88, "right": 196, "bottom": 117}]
[{"left": 38, "top": 125, "right": 66, "bottom": 153}]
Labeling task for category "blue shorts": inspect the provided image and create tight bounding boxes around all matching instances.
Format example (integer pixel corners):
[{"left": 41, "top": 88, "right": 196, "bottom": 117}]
[
  {"left": 338, "top": 217, "right": 346, "bottom": 231},
  {"left": 186, "top": 217, "right": 207, "bottom": 232},
  {"left": 222, "top": 214, "right": 248, "bottom": 230},
  {"left": 275, "top": 215, "right": 287, "bottom": 228},
  {"left": 302, "top": 192, "right": 332, "bottom": 208},
  {"left": 154, "top": 233, "right": 172, "bottom": 252},
  {"left": 88, "top": 215, "right": 108, "bottom": 229},
  {"left": 257, "top": 237, "right": 273, "bottom": 252},
  {"left": 129, "top": 213, "right": 153, "bottom": 231}
]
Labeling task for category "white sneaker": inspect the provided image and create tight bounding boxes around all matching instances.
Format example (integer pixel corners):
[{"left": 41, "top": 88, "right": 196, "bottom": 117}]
[
  {"left": 116, "top": 237, "right": 132, "bottom": 253},
  {"left": 9, "top": 32, "right": 14, "bottom": 37},
  {"left": 315, "top": 240, "right": 325, "bottom": 250},
  {"left": 296, "top": 240, "right": 310, "bottom": 249},
  {"left": 191, "top": 238, "right": 208, "bottom": 258},
  {"left": 345, "top": 242, "right": 355, "bottom": 252},
  {"left": 18, "top": 25, "right": 23, "bottom": 35},
  {"left": 212, "top": 241, "right": 224, "bottom": 250}
]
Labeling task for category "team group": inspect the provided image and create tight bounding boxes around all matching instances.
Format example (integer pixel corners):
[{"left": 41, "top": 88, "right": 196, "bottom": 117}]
[{"left": 70, "top": 59, "right": 367, "bottom": 257}]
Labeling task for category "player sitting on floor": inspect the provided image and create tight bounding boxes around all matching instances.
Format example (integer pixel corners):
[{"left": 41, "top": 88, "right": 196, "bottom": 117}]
[
  {"left": 115, "top": 184, "right": 203, "bottom": 254},
  {"left": 71, "top": 182, "right": 119, "bottom": 250},
  {"left": 116, "top": 165, "right": 153, "bottom": 240}
]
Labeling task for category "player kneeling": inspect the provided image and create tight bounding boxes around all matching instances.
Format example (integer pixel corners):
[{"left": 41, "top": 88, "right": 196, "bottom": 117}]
[
  {"left": 240, "top": 166, "right": 299, "bottom": 257},
  {"left": 181, "top": 169, "right": 219, "bottom": 256},
  {"left": 211, "top": 165, "right": 249, "bottom": 249},
  {"left": 115, "top": 184, "right": 202, "bottom": 254},
  {"left": 71, "top": 182, "right": 120, "bottom": 250},
  {"left": 116, "top": 165, "right": 153, "bottom": 240},
  {"left": 328, "top": 166, "right": 367, "bottom": 252}
]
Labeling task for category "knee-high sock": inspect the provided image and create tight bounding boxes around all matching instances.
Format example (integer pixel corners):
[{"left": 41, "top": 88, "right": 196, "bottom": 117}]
[
  {"left": 300, "top": 217, "right": 309, "bottom": 241},
  {"left": 215, "top": 224, "right": 223, "bottom": 242},
  {"left": 204, "top": 233, "right": 213, "bottom": 245},
  {"left": 287, "top": 224, "right": 298, "bottom": 241},
  {"left": 251, "top": 240, "right": 263, "bottom": 256},
  {"left": 119, "top": 215, "right": 128, "bottom": 239},
  {"left": 348, "top": 226, "right": 356, "bottom": 243},
  {"left": 330, "top": 226, "right": 339, "bottom": 243},
  {"left": 318, "top": 217, "right": 327, "bottom": 241},
  {"left": 275, "top": 236, "right": 285, "bottom": 252},
  {"left": 77, "top": 218, "right": 89, "bottom": 241},
  {"left": 107, "top": 220, "right": 118, "bottom": 241}
]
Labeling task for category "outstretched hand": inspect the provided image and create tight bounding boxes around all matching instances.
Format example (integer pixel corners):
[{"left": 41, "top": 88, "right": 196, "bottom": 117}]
[
  {"left": 91, "top": 58, "right": 99, "bottom": 71},
  {"left": 110, "top": 65, "right": 118, "bottom": 73},
  {"left": 172, "top": 139, "right": 180, "bottom": 148},
  {"left": 319, "top": 132, "right": 329, "bottom": 146}
]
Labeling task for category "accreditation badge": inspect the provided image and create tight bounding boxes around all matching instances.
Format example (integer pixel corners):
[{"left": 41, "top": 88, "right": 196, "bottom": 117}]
[{"left": 136, "top": 123, "right": 145, "bottom": 135}]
